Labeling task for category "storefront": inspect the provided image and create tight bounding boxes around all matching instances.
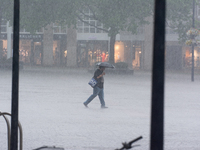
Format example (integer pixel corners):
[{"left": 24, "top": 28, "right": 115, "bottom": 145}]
[
  {"left": 77, "top": 40, "right": 108, "bottom": 67},
  {"left": 17, "top": 34, "right": 43, "bottom": 65},
  {"left": 1, "top": 33, "right": 67, "bottom": 66},
  {"left": 53, "top": 34, "right": 67, "bottom": 66},
  {"left": 76, "top": 40, "right": 143, "bottom": 68},
  {"left": 165, "top": 45, "right": 182, "bottom": 70},
  {"left": 118, "top": 41, "right": 143, "bottom": 69},
  {"left": 0, "top": 34, "right": 7, "bottom": 60},
  {"left": 183, "top": 46, "right": 200, "bottom": 68}
]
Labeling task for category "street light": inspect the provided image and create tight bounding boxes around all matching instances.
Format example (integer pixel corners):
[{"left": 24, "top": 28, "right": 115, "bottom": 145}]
[{"left": 186, "top": 0, "right": 197, "bottom": 81}]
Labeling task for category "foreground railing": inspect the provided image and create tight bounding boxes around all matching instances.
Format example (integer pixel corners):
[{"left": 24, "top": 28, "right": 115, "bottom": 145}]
[{"left": 0, "top": 111, "right": 23, "bottom": 150}]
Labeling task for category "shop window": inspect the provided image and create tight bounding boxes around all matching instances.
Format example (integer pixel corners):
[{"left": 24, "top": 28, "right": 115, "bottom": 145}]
[
  {"left": 77, "top": 41, "right": 109, "bottom": 67},
  {"left": 115, "top": 42, "right": 125, "bottom": 63},
  {"left": 19, "top": 40, "right": 31, "bottom": 63}
]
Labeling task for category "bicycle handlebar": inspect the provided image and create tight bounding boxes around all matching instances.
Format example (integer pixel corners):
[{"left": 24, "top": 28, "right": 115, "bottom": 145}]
[{"left": 116, "top": 136, "right": 143, "bottom": 150}]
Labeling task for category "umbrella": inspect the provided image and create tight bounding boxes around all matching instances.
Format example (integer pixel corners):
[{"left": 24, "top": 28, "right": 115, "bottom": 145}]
[{"left": 96, "top": 62, "right": 115, "bottom": 68}]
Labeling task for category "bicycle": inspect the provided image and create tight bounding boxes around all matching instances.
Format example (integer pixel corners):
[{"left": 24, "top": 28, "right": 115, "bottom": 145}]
[{"left": 116, "top": 136, "right": 143, "bottom": 150}]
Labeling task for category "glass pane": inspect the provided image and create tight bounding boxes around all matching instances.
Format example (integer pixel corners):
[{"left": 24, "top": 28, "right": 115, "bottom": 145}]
[
  {"left": 90, "top": 21, "right": 95, "bottom": 26},
  {"left": 84, "top": 15, "right": 89, "bottom": 20},
  {"left": 90, "top": 28, "right": 95, "bottom": 33},
  {"left": 97, "top": 29, "right": 102, "bottom": 33},
  {"left": 97, "top": 21, "right": 102, "bottom": 26},
  {"left": 84, "top": 21, "right": 89, "bottom": 27},
  {"left": 84, "top": 27, "right": 89, "bottom": 33},
  {"left": 89, "top": 13, "right": 94, "bottom": 19}
]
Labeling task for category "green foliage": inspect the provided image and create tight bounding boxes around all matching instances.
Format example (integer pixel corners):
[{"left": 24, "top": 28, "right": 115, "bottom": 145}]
[
  {"left": 1, "top": 0, "right": 198, "bottom": 44},
  {"left": 1, "top": 0, "right": 154, "bottom": 35},
  {"left": 72, "top": 0, "right": 153, "bottom": 63},
  {"left": 74, "top": 0, "right": 153, "bottom": 36},
  {"left": 166, "top": 0, "right": 198, "bottom": 42},
  {"left": 1, "top": 0, "right": 154, "bottom": 64}
]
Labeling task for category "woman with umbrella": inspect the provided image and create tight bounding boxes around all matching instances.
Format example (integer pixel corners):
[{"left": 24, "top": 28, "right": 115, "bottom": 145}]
[{"left": 83, "top": 62, "right": 114, "bottom": 108}]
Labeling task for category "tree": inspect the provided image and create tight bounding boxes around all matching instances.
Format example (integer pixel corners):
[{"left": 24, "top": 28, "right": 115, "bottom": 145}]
[
  {"left": 53, "top": 0, "right": 153, "bottom": 64},
  {"left": 1, "top": 0, "right": 153, "bottom": 65},
  {"left": 2, "top": 0, "right": 199, "bottom": 64},
  {"left": 166, "top": 0, "right": 200, "bottom": 42},
  {"left": 0, "top": 0, "right": 13, "bottom": 60}
]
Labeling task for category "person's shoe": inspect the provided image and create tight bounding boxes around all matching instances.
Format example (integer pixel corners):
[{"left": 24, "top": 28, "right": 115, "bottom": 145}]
[
  {"left": 83, "top": 103, "right": 88, "bottom": 108},
  {"left": 101, "top": 106, "right": 108, "bottom": 109}
]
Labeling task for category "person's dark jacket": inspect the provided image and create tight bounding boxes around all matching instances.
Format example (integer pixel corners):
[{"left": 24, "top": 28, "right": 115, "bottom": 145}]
[{"left": 93, "top": 69, "right": 104, "bottom": 88}]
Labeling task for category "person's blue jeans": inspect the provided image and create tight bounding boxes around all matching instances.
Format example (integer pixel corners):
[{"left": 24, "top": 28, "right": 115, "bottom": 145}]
[{"left": 84, "top": 86, "right": 105, "bottom": 107}]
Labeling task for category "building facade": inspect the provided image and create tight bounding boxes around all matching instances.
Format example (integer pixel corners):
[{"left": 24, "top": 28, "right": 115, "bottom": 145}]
[{"left": 1, "top": 16, "right": 200, "bottom": 70}]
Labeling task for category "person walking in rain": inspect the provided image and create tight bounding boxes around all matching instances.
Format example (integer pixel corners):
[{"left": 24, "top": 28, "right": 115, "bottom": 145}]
[{"left": 83, "top": 66, "right": 108, "bottom": 108}]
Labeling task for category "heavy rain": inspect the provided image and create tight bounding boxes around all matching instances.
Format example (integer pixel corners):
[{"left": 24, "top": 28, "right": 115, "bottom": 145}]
[{"left": 0, "top": 0, "right": 200, "bottom": 150}]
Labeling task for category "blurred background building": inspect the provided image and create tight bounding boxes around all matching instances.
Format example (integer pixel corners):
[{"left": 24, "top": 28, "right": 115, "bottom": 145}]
[{"left": 1, "top": 7, "right": 200, "bottom": 70}]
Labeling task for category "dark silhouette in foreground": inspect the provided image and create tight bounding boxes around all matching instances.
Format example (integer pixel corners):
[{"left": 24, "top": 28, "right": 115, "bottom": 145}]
[{"left": 116, "top": 136, "right": 143, "bottom": 150}]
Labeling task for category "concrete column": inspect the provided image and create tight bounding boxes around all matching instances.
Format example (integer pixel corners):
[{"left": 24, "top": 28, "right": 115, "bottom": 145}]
[
  {"left": 67, "top": 26, "right": 77, "bottom": 67},
  {"left": 43, "top": 23, "right": 54, "bottom": 66},
  {"left": 143, "top": 16, "right": 154, "bottom": 70},
  {"left": 0, "top": 40, "right": 2, "bottom": 60},
  {"left": 7, "top": 22, "right": 12, "bottom": 59}
]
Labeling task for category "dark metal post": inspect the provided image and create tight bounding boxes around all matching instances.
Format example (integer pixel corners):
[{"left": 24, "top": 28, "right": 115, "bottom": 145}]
[
  {"left": 150, "top": 0, "right": 166, "bottom": 150},
  {"left": 10, "top": 0, "right": 20, "bottom": 150},
  {"left": 191, "top": 0, "right": 195, "bottom": 82}
]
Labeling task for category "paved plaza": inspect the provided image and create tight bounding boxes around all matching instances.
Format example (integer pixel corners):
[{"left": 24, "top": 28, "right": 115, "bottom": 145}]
[{"left": 1, "top": 67, "right": 200, "bottom": 150}]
